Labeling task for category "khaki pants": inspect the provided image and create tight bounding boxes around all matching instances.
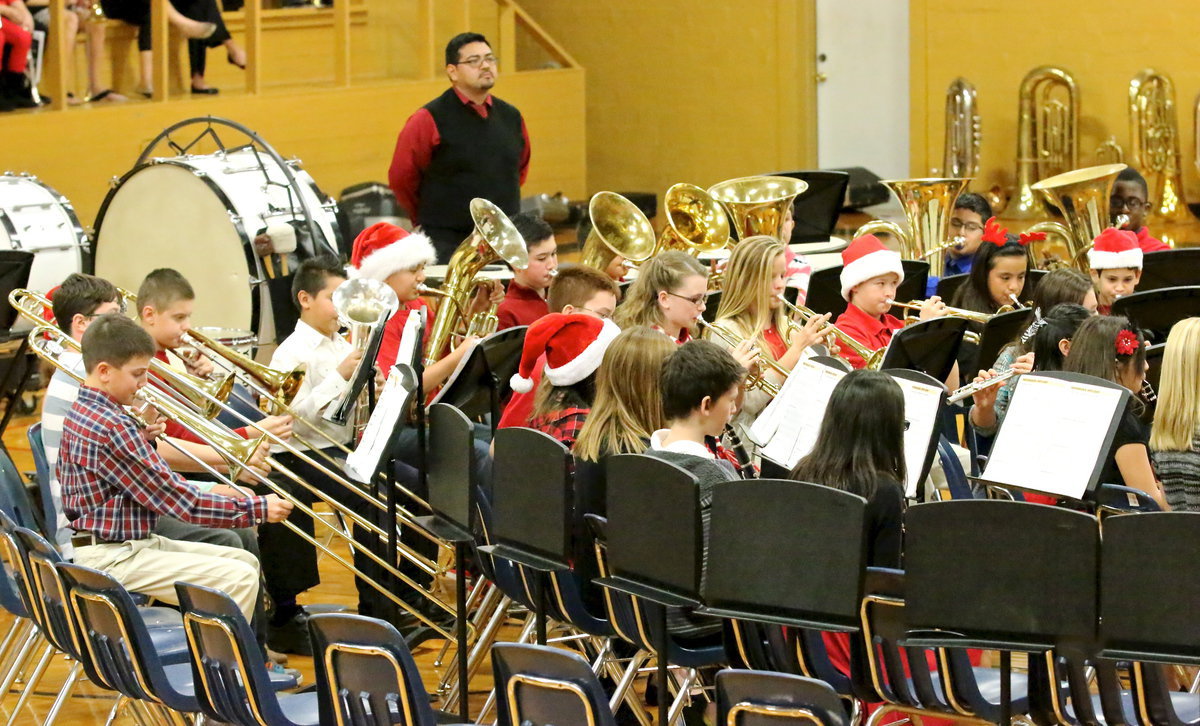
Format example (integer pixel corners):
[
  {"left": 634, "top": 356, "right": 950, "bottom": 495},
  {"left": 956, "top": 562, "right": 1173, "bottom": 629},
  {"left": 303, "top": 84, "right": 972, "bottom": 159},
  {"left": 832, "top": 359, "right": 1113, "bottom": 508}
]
[{"left": 73, "top": 533, "right": 261, "bottom": 619}]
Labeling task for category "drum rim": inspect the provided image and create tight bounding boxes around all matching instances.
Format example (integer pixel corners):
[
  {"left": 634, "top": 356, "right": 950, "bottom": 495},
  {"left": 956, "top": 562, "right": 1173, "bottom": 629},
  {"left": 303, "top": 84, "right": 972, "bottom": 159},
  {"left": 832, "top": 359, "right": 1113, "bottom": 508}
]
[{"left": 0, "top": 173, "right": 89, "bottom": 263}]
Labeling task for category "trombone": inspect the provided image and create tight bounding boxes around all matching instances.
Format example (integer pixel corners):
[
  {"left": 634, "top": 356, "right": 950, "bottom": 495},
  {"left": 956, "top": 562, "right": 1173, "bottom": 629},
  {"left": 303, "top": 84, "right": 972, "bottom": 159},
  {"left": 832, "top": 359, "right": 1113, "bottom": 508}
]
[{"left": 775, "top": 295, "right": 886, "bottom": 370}]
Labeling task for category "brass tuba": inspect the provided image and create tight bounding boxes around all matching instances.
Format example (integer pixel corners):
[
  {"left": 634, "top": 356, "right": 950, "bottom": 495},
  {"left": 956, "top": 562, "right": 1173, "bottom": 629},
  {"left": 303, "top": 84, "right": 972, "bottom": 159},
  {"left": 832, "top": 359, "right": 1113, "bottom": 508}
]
[
  {"left": 657, "top": 183, "right": 731, "bottom": 255},
  {"left": 853, "top": 178, "right": 970, "bottom": 279},
  {"left": 324, "top": 278, "right": 398, "bottom": 428},
  {"left": 1008, "top": 66, "right": 1079, "bottom": 219},
  {"left": 943, "top": 77, "right": 981, "bottom": 178},
  {"left": 1025, "top": 163, "right": 1127, "bottom": 271},
  {"left": 1129, "top": 69, "right": 1190, "bottom": 223},
  {"left": 580, "top": 191, "right": 657, "bottom": 271},
  {"left": 707, "top": 175, "right": 808, "bottom": 241}
]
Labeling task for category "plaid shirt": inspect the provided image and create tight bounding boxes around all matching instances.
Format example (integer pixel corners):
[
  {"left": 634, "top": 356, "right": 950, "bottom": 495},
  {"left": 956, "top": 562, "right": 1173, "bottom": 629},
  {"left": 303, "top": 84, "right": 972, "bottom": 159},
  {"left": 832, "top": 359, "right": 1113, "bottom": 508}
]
[
  {"left": 528, "top": 407, "right": 589, "bottom": 449},
  {"left": 58, "top": 386, "right": 270, "bottom": 542}
]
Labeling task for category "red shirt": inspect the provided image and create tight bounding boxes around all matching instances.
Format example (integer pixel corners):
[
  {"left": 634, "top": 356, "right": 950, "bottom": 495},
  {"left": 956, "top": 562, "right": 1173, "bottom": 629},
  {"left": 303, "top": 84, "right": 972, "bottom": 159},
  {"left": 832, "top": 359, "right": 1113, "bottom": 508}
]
[
  {"left": 496, "top": 280, "right": 548, "bottom": 331},
  {"left": 762, "top": 326, "right": 788, "bottom": 361},
  {"left": 1135, "top": 226, "right": 1171, "bottom": 253},
  {"left": 376, "top": 299, "right": 432, "bottom": 377},
  {"left": 497, "top": 353, "right": 544, "bottom": 429},
  {"left": 833, "top": 304, "right": 902, "bottom": 370},
  {"left": 388, "top": 88, "right": 532, "bottom": 226},
  {"left": 652, "top": 325, "right": 692, "bottom": 344},
  {"left": 151, "top": 351, "right": 251, "bottom": 443}
]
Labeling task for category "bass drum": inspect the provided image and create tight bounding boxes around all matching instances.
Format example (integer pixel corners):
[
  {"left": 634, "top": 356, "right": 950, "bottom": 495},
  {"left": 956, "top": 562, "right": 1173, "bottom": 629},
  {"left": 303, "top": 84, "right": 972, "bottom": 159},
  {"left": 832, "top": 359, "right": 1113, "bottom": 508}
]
[
  {"left": 0, "top": 173, "right": 87, "bottom": 329},
  {"left": 93, "top": 147, "right": 342, "bottom": 345}
]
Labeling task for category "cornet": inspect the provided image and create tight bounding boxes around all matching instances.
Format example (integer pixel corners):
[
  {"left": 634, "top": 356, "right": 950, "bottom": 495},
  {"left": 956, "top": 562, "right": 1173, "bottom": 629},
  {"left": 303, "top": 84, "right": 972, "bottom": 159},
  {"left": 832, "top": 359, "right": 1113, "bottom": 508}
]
[
  {"left": 694, "top": 318, "right": 784, "bottom": 397},
  {"left": 775, "top": 295, "right": 885, "bottom": 370},
  {"left": 886, "top": 298, "right": 1013, "bottom": 324}
]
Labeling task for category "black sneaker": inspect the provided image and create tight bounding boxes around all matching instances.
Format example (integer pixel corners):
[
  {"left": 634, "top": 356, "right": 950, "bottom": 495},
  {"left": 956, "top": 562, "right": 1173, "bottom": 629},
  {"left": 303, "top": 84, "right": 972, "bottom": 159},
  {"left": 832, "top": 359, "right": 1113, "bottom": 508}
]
[{"left": 267, "top": 615, "right": 313, "bottom": 656}]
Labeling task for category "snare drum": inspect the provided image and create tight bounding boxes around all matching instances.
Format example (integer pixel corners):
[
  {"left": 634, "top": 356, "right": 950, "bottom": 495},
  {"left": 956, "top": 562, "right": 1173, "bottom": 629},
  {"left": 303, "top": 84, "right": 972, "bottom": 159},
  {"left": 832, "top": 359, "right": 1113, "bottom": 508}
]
[
  {"left": 0, "top": 173, "right": 87, "bottom": 328},
  {"left": 93, "top": 148, "right": 341, "bottom": 343}
]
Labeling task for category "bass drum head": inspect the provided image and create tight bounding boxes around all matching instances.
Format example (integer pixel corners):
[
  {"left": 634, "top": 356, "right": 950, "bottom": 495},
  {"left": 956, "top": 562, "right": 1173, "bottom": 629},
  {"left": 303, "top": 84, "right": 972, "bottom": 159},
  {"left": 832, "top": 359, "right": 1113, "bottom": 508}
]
[{"left": 94, "top": 163, "right": 256, "bottom": 333}]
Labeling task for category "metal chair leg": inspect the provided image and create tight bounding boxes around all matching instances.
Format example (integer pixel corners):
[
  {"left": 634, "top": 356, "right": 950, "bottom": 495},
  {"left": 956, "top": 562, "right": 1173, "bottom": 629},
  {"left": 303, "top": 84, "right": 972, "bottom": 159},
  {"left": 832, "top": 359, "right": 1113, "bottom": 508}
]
[
  {"left": 104, "top": 695, "right": 128, "bottom": 726},
  {"left": 441, "top": 594, "right": 514, "bottom": 710},
  {"left": 0, "top": 619, "right": 32, "bottom": 684},
  {"left": 0, "top": 627, "right": 39, "bottom": 698},
  {"left": 42, "top": 660, "right": 83, "bottom": 726},
  {"left": 3, "top": 641, "right": 56, "bottom": 726}
]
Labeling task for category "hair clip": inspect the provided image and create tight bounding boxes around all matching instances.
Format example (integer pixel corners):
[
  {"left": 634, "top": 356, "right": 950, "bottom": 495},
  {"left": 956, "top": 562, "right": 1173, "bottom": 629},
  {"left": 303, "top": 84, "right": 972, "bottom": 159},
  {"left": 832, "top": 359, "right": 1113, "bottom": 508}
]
[
  {"left": 1019, "top": 307, "right": 1047, "bottom": 344},
  {"left": 981, "top": 216, "right": 1009, "bottom": 247},
  {"left": 1115, "top": 329, "right": 1139, "bottom": 356}
]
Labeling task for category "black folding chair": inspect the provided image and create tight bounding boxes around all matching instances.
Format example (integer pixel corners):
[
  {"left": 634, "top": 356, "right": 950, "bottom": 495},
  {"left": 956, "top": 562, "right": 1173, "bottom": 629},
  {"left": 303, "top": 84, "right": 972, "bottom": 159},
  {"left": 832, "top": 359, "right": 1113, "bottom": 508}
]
[
  {"left": 0, "top": 251, "right": 35, "bottom": 435},
  {"left": 716, "top": 669, "right": 846, "bottom": 726},
  {"left": 492, "top": 642, "right": 617, "bottom": 726}
]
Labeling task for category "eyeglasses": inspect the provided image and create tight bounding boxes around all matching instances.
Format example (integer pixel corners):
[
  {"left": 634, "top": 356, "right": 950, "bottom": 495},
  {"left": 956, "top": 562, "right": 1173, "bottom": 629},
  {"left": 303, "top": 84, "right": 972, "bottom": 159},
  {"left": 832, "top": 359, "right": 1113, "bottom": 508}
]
[
  {"left": 1109, "top": 197, "right": 1146, "bottom": 212},
  {"left": 664, "top": 291, "right": 707, "bottom": 307},
  {"left": 580, "top": 307, "right": 613, "bottom": 320},
  {"left": 949, "top": 219, "right": 983, "bottom": 233},
  {"left": 455, "top": 54, "right": 498, "bottom": 68}
]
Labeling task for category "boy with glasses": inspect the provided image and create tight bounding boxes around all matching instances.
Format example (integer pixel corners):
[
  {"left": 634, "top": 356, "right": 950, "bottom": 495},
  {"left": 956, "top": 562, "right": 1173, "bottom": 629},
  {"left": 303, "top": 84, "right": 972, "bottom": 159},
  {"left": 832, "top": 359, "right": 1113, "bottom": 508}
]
[
  {"left": 1111, "top": 167, "right": 1171, "bottom": 253},
  {"left": 927, "top": 192, "right": 992, "bottom": 296}
]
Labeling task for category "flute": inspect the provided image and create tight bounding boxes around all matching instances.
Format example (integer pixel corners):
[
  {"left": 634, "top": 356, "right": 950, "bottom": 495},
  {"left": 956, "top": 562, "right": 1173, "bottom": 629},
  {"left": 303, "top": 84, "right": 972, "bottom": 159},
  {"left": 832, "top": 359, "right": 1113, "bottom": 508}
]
[{"left": 946, "top": 368, "right": 1017, "bottom": 404}]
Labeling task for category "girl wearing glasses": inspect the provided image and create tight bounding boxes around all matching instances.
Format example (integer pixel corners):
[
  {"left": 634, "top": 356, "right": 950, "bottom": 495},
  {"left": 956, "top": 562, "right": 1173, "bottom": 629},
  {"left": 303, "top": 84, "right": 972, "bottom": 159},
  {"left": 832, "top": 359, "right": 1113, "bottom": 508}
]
[{"left": 613, "top": 250, "right": 709, "bottom": 343}]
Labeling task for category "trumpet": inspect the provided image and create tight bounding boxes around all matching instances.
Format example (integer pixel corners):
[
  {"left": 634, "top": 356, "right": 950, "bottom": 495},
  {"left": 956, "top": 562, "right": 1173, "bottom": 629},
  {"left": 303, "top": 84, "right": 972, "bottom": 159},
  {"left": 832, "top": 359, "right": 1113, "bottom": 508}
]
[
  {"left": 946, "top": 368, "right": 1017, "bottom": 404},
  {"left": 694, "top": 318, "right": 784, "bottom": 397},
  {"left": 775, "top": 295, "right": 885, "bottom": 370},
  {"left": 886, "top": 298, "right": 1014, "bottom": 324}
]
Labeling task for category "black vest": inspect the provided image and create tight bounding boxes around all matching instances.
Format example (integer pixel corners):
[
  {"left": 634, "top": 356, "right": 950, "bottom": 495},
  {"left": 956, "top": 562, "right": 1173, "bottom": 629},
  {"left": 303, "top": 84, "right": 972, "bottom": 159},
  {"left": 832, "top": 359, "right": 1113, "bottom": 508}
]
[{"left": 419, "top": 88, "right": 525, "bottom": 233}]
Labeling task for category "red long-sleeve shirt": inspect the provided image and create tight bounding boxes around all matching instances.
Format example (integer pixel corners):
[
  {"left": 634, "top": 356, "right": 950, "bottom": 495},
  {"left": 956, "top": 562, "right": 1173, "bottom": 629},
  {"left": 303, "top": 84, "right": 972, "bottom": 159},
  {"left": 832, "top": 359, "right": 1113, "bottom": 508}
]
[
  {"left": 833, "top": 304, "right": 903, "bottom": 370},
  {"left": 388, "top": 88, "right": 531, "bottom": 226}
]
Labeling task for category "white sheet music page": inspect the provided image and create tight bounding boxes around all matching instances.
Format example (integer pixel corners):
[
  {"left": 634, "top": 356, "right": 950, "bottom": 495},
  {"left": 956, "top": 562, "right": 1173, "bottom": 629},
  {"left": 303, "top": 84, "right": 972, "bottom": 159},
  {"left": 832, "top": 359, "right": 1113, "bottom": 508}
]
[
  {"left": 755, "top": 359, "right": 846, "bottom": 469},
  {"left": 395, "top": 307, "right": 424, "bottom": 370},
  {"left": 887, "top": 375, "right": 944, "bottom": 497},
  {"left": 344, "top": 369, "right": 412, "bottom": 484},
  {"left": 982, "top": 374, "right": 1125, "bottom": 499}
]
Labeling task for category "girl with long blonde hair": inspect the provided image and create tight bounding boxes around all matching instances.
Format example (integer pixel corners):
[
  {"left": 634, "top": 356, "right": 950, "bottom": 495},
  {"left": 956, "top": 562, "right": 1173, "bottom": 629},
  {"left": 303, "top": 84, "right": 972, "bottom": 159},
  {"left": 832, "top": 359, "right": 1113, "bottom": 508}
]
[
  {"left": 612, "top": 251, "right": 708, "bottom": 343},
  {"left": 1150, "top": 317, "right": 1200, "bottom": 511}
]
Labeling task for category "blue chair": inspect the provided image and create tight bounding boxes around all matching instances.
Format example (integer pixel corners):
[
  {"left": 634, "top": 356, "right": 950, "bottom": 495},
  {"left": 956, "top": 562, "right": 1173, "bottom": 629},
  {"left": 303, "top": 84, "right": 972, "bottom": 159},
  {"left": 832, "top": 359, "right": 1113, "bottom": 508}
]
[
  {"left": 492, "top": 643, "right": 616, "bottom": 726},
  {"left": 715, "top": 669, "right": 847, "bottom": 726},
  {"left": 0, "top": 442, "right": 40, "bottom": 532},
  {"left": 26, "top": 423, "right": 58, "bottom": 546},
  {"left": 175, "top": 581, "right": 317, "bottom": 726},
  {"left": 308, "top": 612, "right": 469, "bottom": 726}
]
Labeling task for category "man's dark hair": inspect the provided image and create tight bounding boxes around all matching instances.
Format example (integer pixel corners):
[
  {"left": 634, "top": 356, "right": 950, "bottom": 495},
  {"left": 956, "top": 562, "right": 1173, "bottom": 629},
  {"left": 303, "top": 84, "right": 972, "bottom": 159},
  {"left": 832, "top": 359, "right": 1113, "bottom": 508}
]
[
  {"left": 136, "top": 268, "right": 194, "bottom": 316},
  {"left": 1116, "top": 167, "right": 1149, "bottom": 197},
  {"left": 51, "top": 273, "right": 119, "bottom": 335},
  {"left": 953, "top": 192, "right": 993, "bottom": 220},
  {"left": 291, "top": 255, "right": 346, "bottom": 312},
  {"left": 548, "top": 263, "right": 619, "bottom": 312},
  {"left": 81, "top": 313, "right": 156, "bottom": 373},
  {"left": 660, "top": 340, "right": 745, "bottom": 421},
  {"left": 445, "top": 32, "right": 490, "bottom": 65},
  {"left": 512, "top": 212, "right": 554, "bottom": 248}
]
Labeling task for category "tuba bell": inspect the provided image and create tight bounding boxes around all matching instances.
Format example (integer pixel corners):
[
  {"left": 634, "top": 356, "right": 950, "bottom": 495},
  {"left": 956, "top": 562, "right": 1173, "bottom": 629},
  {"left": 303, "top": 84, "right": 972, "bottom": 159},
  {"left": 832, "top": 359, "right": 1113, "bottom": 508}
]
[
  {"left": 853, "top": 178, "right": 970, "bottom": 279},
  {"left": 707, "top": 175, "right": 808, "bottom": 241},
  {"left": 1025, "top": 163, "right": 1127, "bottom": 271},
  {"left": 1008, "top": 66, "right": 1079, "bottom": 219},
  {"left": 1129, "top": 69, "right": 1191, "bottom": 223},
  {"left": 580, "top": 191, "right": 657, "bottom": 272},
  {"left": 943, "top": 77, "right": 981, "bottom": 178},
  {"left": 657, "top": 183, "right": 731, "bottom": 255},
  {"left": 423, "top": 198, "right": 528, "bottom": 366}
]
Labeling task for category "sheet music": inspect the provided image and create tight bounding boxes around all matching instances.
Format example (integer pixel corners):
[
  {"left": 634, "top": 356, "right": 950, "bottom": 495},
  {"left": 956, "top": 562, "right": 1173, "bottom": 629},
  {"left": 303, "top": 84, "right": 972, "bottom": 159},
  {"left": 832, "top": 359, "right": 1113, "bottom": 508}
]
[
  {"left": 396, "top": 307, "right": 424, "bottom": 370},
  {"left": 982, "top": 375, "right": 1126, "bottom": 500},
  {"left": 344, "top": 368, "right": 413, "bottom": 483},
  {"left": 753, "top": 359, "right": 847, "bottom": 468},
  {"left": 887, "top": 375, "right": 943, "bottom": 497}
]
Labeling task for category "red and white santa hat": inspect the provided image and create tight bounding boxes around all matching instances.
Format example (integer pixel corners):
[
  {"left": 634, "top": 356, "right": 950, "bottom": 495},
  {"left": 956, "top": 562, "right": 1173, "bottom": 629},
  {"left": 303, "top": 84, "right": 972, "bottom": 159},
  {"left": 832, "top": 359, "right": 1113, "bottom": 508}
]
[
  {"left": 348, "top": 222, "right": 437, "bottom": 281},
  {"left": 510, "top": 313, "right": 621, "bottom": 394},
  {"left": 1088, "top": 228, "right": 1143, "bottom": 270},
  {"left": 839, "top": 234, "right": 905, "bottom": 300}
]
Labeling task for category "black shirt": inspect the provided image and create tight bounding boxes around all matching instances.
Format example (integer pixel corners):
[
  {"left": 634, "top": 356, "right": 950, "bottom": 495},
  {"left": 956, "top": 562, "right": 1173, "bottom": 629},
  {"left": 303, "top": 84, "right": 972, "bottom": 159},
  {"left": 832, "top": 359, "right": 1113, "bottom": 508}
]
[
  {"left": 1098, "top": 402, "right": 1151, "bottom": 488},
  {"left": 865, "top": 476, "right": 905, "bottom": 569}
]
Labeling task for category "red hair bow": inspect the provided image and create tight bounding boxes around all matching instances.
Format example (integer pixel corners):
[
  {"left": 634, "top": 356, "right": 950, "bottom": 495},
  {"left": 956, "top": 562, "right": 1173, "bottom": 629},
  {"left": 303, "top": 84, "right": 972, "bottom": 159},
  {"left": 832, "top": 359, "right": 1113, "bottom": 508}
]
[
  {"left": 1017, "top": 230, "right": 1046, "bottom": 246},
  {"left": 981, "top": 216, "right": 1009, "bottom": 247},
  {"left": 1115, "top": 329, "right": 1139, "bottom": 356}
]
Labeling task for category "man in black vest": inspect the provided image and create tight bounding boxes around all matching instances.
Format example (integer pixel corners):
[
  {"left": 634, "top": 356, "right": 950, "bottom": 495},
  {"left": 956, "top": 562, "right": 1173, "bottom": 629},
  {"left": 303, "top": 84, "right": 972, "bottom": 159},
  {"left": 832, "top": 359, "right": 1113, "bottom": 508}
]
[{"left": 388, "top": 32, "right": 531, "bottom": 262}]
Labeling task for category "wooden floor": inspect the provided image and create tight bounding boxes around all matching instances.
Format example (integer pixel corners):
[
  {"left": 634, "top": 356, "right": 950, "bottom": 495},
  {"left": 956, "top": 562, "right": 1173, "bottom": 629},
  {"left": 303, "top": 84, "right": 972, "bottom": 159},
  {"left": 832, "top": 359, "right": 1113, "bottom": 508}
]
[{"left": 0, "top": 402, "right": 513, "bottom": 724}]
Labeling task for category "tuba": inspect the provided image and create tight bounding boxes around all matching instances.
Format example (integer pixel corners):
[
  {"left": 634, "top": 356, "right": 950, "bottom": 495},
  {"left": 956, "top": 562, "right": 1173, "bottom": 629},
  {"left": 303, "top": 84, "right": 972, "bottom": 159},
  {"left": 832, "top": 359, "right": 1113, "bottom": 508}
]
[
  {"left": 1025, "top": 163, "right": 1127, "bottom": 271},
  {"left": 853, "top": 178, "right": 970, "bottom": 279},
  {"left": 1129, "top": 69, "right": 1190, "bottom": 223},
  {"left": 423, "top": 199, "right": 528, "bottom": 366},
  {"left": 1008, "top": 66, "right": 1079, "bottom": 219},
  {"left": 707, "top": 175, "right": 808, "bottom": 241},
  {"left": 943, "top": 77, "right": 981, "bottom": 178},
  {"left": 580, "top": 191, "right": 657, "bottom": 271},
  {"left": 657, "top": 183, "right": 731, "bottom": 255}
]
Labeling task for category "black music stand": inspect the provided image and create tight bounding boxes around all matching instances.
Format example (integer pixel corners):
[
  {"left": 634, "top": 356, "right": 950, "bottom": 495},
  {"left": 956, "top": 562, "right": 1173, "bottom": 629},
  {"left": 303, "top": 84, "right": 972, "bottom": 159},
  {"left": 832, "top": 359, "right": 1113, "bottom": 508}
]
[
  {"left": 806, "top": 259, "right": 930, "bottom": 320},
  {"left": 976, "top": 308, "right": 1034, "bottom": 373},
  {"left": 479, "top": 427, "right": 572, "bottom": 645},
  {"left": 0, "top": 251, "right": 35, "bottom": 436},
  {"left": 430, "top": 326, "right": 526, "bottom": 431},
  {"left": 879, "top": 317, "right": 970, "bottom": 382},
  {"left": 411, "top": 402, "right": 476, "bottom": 722},
  {"left": 934, "top": 273, "right": 968, "bottom": 301},
  {"left": 480, "top": 326, "right": 527, "bottom": 424},
  {"left": 767, "top": 170, "right": 850, "bottom": 245},
  {"left": 1138, "top": 248, "right": 1200, "bottom": 292},
  {"left": 1111, "top": 285, "right": 1200, "bottom": 342},
  {"left": 1025, "top": 268, "right": 1048, "bottom": 296}
]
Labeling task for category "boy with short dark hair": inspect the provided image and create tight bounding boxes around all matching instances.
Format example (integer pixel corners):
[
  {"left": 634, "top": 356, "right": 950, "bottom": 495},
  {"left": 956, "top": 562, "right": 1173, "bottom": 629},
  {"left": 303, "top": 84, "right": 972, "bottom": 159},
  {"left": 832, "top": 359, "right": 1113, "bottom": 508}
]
[
  {"left": 925, "top": 192, "right": 992, "bottom": 296},
  {"left": 497, "top": 212, "right": 558, "bottom": 330},
  {"left": 1112, "top": 167, "right": 1171, "bottom": 253},
  {"left": 59, "top": 314, "right": 292, "bottom": 619}
]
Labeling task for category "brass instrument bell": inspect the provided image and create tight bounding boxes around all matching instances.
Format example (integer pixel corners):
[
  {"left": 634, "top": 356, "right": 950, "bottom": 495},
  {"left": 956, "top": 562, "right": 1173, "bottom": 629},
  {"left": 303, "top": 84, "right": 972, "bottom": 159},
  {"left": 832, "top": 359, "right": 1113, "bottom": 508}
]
[{"left": 707, "top": 176, "right": 808, "bottom": 241}]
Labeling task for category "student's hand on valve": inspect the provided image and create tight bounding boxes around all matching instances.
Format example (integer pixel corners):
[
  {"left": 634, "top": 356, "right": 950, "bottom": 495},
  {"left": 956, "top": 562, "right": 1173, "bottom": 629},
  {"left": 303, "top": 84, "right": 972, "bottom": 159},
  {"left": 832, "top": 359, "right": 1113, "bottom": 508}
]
[
  {"left": 468, "top": 280, "right": 503, "bottom": 315},
  {"left": 336, "top": 348, "right": 363, "bottom": 381},
  {"left": 731, "top": 339, "right": 759, "bottom": 371},
  {"left": 252, "top": 415, "right": 293, "bottom": 441},
  {"left": 179, "top": 349, "right": 215, "bottom": 379},
  {"left": 264, "top": 494, "right": 293, "bottom": 523},
  {"left": 918, "top": 295, "right": 948, "bottom": 320},
  {"left": 1010, "top": 351, "right": 1035, "bottom": 376},
  {"left": 454, "top": 335, "right": 481, "bottom": 354},
  {"left": 790, "top": 312, "right": 832, "bottom": 351}
]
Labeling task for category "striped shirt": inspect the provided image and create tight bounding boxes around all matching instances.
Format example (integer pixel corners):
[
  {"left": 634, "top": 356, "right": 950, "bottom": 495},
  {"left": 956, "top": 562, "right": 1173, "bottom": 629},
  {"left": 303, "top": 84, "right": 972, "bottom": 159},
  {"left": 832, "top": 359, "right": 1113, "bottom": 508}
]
[
  {"left": 40, "top": 352, "right": 84, "bottom": 557},
  {"left": 1155, "top": 435, "right": 1200, "bottom": 512}
]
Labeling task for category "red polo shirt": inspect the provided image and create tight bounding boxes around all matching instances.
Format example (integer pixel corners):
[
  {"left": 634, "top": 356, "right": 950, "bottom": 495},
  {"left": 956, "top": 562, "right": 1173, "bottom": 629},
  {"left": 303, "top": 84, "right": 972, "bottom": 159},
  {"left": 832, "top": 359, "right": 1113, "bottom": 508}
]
[
  {"left": 376, "top": 299, "right": 432, "bottom": 377},
  {"left": 496, "top": 280, "right": 549, "bottom": 331},
  {"left": 1135, "top": 226, "right": 1170, "bottom": 253},
  {"left": 833, "top": 304, "right": 902, "bottom": 370},
  {"left": 151, "top": 350, "right": 252, "bottom": 442}
]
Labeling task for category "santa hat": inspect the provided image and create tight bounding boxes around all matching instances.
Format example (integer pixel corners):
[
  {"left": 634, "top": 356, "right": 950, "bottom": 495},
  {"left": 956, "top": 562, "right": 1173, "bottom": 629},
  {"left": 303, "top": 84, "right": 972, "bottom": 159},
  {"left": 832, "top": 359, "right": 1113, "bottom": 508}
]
[
  {"left": 1088, "top": 228, "right": 1143, "bottom": 270},
  {"left": 839, "top": 234, "right": 905, "bottom": 300},
  {"left": 348, "top": 222, "right": 437, "bottom": 282},
  {"left": 509, "top": 313, "right": 621, "bottom": 394}
]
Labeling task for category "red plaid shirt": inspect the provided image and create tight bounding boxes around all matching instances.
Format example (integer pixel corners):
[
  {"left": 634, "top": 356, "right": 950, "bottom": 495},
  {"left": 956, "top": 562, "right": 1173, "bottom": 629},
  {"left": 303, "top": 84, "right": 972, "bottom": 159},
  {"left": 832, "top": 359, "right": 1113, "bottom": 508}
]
[
  {"left": 528, "top": 407, "right": 590, "bottom": 449},
  {"left": 58, "top": 386, "right": 270, "bottom": 543}
]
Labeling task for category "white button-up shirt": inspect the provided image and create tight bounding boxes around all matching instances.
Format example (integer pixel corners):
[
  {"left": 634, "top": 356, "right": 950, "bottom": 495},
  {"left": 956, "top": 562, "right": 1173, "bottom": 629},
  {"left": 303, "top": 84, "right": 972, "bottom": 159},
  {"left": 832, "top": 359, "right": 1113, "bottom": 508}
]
[{"left": 269, "top": 320, "right": 355, "bottom": 452}]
